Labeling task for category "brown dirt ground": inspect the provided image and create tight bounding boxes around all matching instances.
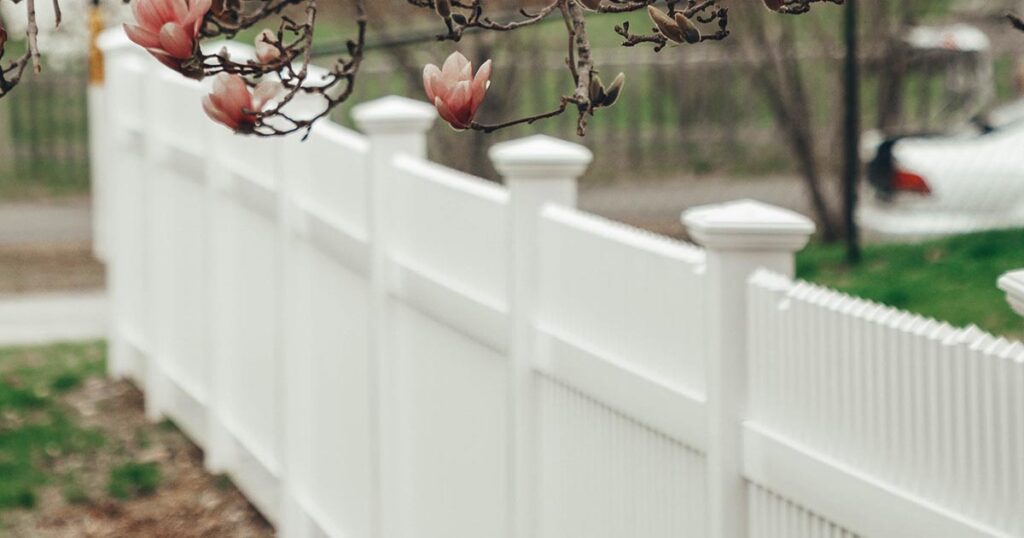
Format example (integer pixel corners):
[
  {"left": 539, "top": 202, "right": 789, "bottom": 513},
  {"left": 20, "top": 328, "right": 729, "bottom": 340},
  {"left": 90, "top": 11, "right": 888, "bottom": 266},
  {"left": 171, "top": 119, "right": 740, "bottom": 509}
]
[
  {"left": 2, "top": 374, "right": 274, "bottom": 537},
  {"left": 0, "top": 244, "right": 105, "bottom": 294}
]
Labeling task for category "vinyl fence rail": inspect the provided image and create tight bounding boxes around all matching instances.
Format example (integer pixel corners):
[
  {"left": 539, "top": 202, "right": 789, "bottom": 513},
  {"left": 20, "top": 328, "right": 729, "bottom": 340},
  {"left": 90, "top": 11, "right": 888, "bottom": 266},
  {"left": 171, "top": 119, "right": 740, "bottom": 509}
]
[{"left": 93, "top": 28, "right": 1024, "bottom": 538}]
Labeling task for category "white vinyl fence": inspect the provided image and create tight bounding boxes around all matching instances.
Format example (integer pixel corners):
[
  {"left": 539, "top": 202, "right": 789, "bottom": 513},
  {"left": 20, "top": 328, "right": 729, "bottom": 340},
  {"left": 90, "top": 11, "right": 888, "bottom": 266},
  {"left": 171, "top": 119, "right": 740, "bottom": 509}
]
[{"left": 93, "top": 29, "right": 1024, "bottom": 538}]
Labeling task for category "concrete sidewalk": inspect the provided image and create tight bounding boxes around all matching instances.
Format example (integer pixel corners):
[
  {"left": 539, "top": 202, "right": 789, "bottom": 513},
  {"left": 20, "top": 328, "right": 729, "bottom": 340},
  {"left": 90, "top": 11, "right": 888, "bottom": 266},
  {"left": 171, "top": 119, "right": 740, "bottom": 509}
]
[
  {"left": 0, "top": 291, "right": 107, "bottom": 346},
  {"left": 0, "top": 198, "right": 93, "bottom": 247}
]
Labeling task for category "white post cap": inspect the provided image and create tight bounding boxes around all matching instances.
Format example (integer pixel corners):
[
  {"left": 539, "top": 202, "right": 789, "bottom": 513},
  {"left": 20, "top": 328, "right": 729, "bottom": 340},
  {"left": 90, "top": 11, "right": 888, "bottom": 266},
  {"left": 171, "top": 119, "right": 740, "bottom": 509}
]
[
  {"left": 489, "top": 134, "right": 593, "bottom": 180},
  {"left": 998, "top": 269, "right": 1024, "bottom": 317},
  {"left": 352, "top": 95, "right": 437, "bottom": 135},
  {"left": 682, "top": 199, "right": 815, "bottom": 251}
]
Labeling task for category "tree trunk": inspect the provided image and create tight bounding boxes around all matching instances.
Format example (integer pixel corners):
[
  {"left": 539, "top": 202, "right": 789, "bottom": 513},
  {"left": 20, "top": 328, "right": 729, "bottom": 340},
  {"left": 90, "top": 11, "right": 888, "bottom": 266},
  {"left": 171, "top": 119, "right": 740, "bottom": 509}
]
[
  {"left": 842, "top": 0, "right": 862, "bottom": 263},
  {"left": 742, "top": 15, "right": 841, "bottom": 241}
]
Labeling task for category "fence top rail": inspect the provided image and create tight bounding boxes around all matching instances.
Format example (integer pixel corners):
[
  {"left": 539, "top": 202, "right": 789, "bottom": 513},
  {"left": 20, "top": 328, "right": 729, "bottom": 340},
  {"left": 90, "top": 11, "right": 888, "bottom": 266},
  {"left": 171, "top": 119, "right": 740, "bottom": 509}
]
[
  {"left": 308, "top": 119, "right": 370, "bottom": 154},
  {"left": 543, "top": 203, "right": 705, "bottom": 267},
  {"left": 750, "top": 269, "right": 1024, "bottom": 361},
  {"left": 393, "top": 153, "right": 508, "bottom": 205}
]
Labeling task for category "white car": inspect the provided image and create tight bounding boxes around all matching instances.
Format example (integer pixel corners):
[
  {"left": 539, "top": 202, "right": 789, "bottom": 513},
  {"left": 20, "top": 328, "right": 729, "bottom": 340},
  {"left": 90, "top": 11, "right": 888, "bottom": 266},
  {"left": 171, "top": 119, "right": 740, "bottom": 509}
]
[
  {"left": 859, "top": 110, "right": 1024, "bottom": 240},
  {"left": 856, "top": 24, "right": 1024, "bottom": 241}
]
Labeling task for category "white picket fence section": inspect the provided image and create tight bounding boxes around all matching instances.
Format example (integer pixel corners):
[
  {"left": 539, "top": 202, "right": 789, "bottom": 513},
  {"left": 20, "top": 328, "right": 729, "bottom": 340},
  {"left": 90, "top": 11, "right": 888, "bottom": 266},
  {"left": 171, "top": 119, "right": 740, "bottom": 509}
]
[{"left": 93, "top": 29, "right": 1024, "bottom": 538}]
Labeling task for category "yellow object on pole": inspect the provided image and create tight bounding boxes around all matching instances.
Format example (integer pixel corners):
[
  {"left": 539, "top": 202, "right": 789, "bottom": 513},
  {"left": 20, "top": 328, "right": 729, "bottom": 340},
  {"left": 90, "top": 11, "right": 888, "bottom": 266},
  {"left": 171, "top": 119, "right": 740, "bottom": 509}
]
[{"left": 88, "top": 4, "right": 104, "bottom": 85}]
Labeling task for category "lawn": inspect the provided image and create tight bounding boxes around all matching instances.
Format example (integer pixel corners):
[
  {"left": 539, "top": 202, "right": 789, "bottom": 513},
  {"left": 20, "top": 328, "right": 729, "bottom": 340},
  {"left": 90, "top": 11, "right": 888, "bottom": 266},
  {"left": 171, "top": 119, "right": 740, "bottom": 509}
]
[
  {"left": 0, "top": 341, "right": 271, "bottom": 535},
  {"left": 0, "top": 342, "right": 106, "bottom": 513},
  {"left": 798, "top": 228, "right": 1024, "bottom": 339}
]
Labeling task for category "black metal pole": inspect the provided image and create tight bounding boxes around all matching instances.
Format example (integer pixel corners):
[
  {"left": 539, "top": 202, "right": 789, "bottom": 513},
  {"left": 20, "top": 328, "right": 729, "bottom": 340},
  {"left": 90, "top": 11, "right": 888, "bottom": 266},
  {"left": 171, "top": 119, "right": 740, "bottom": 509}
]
[{"left": 842, "top": 0, "right": 861, "bottom": 263}]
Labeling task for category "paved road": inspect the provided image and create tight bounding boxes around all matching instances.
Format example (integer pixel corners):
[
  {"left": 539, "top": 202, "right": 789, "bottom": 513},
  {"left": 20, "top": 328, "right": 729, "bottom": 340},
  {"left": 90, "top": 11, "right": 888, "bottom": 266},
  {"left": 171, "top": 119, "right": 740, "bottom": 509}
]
[
  {"left": 0, "top": 198, "right": 93, "bottom": 247},
  {"left": 0, "top": 179, "right": 824, "bottom": 247},
  {"left": 580, "top": 175, "right": 838, "bottom": 239},
  {"left": 0, "top": 177, "right": 831, "bottom": 246}
]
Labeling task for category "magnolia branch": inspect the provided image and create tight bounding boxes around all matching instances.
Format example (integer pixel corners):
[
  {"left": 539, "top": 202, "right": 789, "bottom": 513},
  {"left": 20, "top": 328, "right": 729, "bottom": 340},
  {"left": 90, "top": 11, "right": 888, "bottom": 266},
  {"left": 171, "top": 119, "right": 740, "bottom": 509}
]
[{"left": 0, "top": 0, "right": 846, "bottom": 135}]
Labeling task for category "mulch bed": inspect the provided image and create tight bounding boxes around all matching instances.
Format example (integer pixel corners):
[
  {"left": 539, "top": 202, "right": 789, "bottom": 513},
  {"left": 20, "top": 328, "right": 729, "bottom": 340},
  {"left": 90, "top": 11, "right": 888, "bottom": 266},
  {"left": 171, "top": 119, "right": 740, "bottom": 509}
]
[{"left": 2, "top": 366, "right": 273, "bottom": 537}]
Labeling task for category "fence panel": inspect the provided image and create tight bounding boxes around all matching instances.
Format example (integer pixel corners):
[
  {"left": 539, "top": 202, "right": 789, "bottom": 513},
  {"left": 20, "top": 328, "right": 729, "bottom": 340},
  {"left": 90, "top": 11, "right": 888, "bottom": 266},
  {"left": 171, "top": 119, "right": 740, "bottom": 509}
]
[
  {"left": 386, "top": 156, "right": 511, "bottom": 538},
  {"left": 146, "top": 69, "right": 211, "bottom": 443},
  {"left": 534, "top": 205, "right": 709, "bottom": 538},
  {"left": 747, "top": 271, "right": 1024, "bottom": 537},
  {"left": 389, "top": 155, "right": 509, "bottom": 309},
  {"left": 104, "top": 42, "right": 151, "bottom": 384},
  {"left": 281, "top": 125, "right": 375, "bottom": 537},
  {"left": 535, "top": 375, "right": 708, "bottom": 538},
  {"left": 300, "top": 123, "right": 371, "bottom": 237},
  {"left": 538, "top": 206, "right": 706, "bottom": 395},
  {"left": 219, "top": 137, "right": 285, "bottom": 521},
  {"left": 748, "top": 484, "right": 858, "bottom": 538}
]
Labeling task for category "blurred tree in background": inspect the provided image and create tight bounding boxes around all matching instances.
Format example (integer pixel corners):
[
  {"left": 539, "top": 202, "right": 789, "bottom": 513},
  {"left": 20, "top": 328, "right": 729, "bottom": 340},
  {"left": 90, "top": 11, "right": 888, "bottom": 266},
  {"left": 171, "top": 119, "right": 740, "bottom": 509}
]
[{"left": 3, "top": 0, "right": 1022, "bottom": 224}]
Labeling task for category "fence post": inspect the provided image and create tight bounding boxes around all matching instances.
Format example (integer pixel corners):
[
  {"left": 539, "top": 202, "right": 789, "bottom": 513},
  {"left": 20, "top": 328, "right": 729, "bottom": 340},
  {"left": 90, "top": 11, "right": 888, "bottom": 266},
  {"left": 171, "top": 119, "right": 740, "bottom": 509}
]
[
  {"left": 352, "top": 96, "right": 437, "bottom": 538},
  {"left": 682, "top": 199, "right": 814, "bottom": 538},
  {"left": 490, "top": 135, "right": 593, "bottom": 538},
  {"left": 998, "top": 270, "right": 1024, "bottom": 318},
  {"left": 95, "top": 29, "right": 140, "bottom": 380}
]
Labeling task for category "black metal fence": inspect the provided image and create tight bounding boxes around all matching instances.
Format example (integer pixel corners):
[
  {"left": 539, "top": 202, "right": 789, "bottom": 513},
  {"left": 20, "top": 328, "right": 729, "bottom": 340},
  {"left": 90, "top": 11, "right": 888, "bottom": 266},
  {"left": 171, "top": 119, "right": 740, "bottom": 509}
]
[{"left": 0, "top": 64, "right": 91, "bottom": 199}]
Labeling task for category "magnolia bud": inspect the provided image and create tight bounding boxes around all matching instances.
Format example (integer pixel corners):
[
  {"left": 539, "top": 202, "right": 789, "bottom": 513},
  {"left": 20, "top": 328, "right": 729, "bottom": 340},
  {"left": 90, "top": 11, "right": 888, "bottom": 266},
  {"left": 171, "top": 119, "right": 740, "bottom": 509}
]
[
  {"left": 577, "top": 0, "right": 602, "bottom": 10},
  {"left": 673, "top": 13, "right": 701, "bottom": 44},
  {"left": 589, "top": 74, "right": 606, "bottom": 104},
  {"left": 647, "top": 6, "right": 685, "bottom": 44},
  {"left": 255, "top": 29, "right": 281, "bottom": 64},
  {"left": 602, "top": 73, "right": 625, "bottom": 107},
  {"left": 763, "top": 0, "right": 784, "bottom": 11},
  {"left": 435, "top": 0, "right": 452, "bottom": 19}
]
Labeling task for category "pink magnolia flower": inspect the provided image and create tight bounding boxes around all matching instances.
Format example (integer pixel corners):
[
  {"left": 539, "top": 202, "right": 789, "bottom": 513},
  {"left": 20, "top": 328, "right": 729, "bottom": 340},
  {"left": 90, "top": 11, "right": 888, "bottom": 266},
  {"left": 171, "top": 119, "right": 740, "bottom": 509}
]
[
  {"left": 423, "top": 51, "right": 491, "bottom": 130},
  {"left": 255, "top": 29, "right": 281, "bottom": 64},
  {"left": 124, "top": 0, "right": 211, "bottom": 76},
  {"left": 202, "top": 73, "right": 281, "bottom": 133}
]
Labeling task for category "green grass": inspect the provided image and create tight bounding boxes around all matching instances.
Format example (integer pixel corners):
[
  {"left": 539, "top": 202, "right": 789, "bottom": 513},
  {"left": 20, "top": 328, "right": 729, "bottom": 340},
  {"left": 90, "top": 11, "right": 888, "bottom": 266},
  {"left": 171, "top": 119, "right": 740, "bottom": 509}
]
[
  {"left": 0, "top": 342, "right": 106, "bottom": 515},
  {"left": 107, "top": 461, "right": 162, "bottom": 500},
  {"left": 61, "top": 477, "right": 91, "bottom": 505},
  {"left": 798, "top": 229, "right": 1024, "bottom": 338},
  {"left": 213, "top": 473, "right": 235, "bottom": 492}
]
